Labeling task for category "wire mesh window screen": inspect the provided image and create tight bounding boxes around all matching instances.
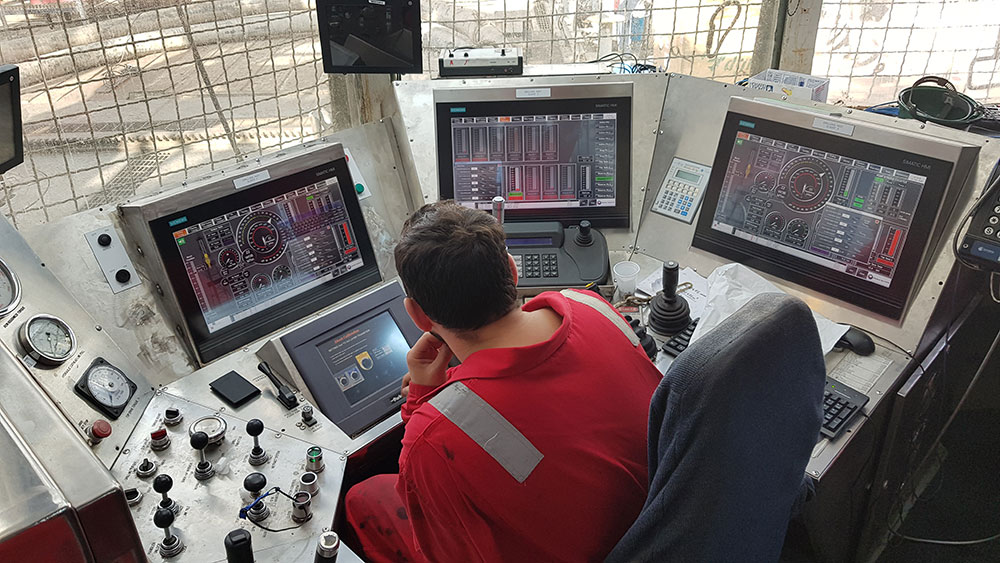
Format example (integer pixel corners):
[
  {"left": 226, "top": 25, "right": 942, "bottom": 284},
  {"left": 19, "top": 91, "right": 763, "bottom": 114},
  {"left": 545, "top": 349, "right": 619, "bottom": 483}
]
[
  {"left": 0, "top": 0, "right": 336, "bottom": 228},
  {"left": 812, "top": 0, "right": 1000, "bottom": 106},
  {"left": 422, "top": 0, "right": 773, "bottom": 80}
]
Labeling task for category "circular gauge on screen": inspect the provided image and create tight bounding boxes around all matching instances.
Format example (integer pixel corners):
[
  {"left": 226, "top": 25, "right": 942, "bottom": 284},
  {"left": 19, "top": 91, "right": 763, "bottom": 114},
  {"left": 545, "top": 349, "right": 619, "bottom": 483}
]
[
  {"left": 0, "top": 257, "right": 22, "bottom": 318},
  {"left": 75, "top": 358, "right": 137, "bottom": 419},
  {"left": 19, "top": 314, "right": 77, "bottom": 366},
  {"left": 237, "top": 211, "right": 286, "bottom": 264}
]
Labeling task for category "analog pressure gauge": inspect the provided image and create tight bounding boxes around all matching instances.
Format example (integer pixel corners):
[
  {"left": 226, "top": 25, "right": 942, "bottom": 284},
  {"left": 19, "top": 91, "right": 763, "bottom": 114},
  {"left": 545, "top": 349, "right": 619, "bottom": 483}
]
[
  {"left": 75, "top": 357, "right": 137, "bottom": 419},
  {"left": 0, "top": 257, "right": 22, "bottom": 318},
  {"left": 19, "top": 314, "right": 76, "bottom": 366}
]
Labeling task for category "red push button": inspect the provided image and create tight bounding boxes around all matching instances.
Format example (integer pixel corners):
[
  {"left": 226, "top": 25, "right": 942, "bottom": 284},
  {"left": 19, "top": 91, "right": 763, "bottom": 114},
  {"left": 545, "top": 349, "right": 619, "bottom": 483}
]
[
  {"left": 150, "top": 428, "right": 167, "bottom": 441},
  {"left": 91, "top": 420, "right": 112, "bottom": 440}
]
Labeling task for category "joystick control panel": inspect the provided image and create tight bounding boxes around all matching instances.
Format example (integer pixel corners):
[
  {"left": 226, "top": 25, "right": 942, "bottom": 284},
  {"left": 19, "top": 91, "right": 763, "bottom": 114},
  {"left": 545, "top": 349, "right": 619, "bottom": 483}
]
[{"left": 111, "top": 391, "right": 345, "bottom": 561}]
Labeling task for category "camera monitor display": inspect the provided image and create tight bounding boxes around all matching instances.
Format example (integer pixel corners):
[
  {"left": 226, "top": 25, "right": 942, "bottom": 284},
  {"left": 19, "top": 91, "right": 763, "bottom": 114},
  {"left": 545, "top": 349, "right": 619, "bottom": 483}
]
[
  {"left": 283, "top": 282, "right": 421, "bottom": 438},
  {"left": 0, "top": 65, "right": 23, "bottom": 175},
  {"left": 150, "top": 149, "right": 381, "bottom": 363},
  {"left": 693, "top": 101, "right": 959, "bottom": 320},
  {"left": 317, "top": 0, "right": 422, "bottom": 75},
  {"left": 436, "top": 83, "right": 632, "bottom": 227}
]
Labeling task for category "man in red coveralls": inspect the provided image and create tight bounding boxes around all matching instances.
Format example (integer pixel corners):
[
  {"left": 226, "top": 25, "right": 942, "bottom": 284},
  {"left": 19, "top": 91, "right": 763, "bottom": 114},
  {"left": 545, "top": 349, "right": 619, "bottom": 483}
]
[{"left": 344, "top": 201, "right": 661, "bottom": 562}]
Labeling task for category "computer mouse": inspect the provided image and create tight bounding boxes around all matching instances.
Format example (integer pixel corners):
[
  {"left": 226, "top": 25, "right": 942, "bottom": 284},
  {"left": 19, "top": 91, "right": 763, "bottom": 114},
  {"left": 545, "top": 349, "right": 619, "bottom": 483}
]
[{"left": 837, "top": 327, "right": 875, "bottom": 356}]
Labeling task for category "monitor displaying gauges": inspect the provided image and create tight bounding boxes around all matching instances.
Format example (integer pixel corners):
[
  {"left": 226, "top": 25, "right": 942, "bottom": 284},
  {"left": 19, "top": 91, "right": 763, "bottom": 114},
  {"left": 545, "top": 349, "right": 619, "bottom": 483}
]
[
  {"left": 19, "top": 314, "right": 76, "bottom": 366},
  {"left": 0, "top": 257, "right": 21, "bottom": 318},
  {"left": 74, "top": 358, "right": 137, "bottom": 419}
]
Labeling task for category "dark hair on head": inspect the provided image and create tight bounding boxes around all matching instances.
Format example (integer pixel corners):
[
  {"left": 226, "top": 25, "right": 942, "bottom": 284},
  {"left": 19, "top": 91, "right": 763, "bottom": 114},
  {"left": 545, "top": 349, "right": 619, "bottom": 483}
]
[{"left": 394, "top": 201, "right": 518, "bottom": 331}]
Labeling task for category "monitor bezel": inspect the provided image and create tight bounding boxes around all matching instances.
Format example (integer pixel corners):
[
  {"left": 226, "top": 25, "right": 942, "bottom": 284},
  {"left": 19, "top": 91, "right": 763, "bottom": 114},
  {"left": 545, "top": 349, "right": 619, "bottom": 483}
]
[
  {"left": 0, "top": 64, "right": 24, "bottom": 176},
  {"left": 149, "top": 156, "right": 382, "bottom": 363},
  {"left": 281, "top": 282, "right": 420, "bottom": 438},
  {"left": 435, "top": 84, "right": 633, "bottom": 228},
  {"left": 692, "top": 109, "right": 955, "bottom": 320},
  {"left": 316, "top": 0, "right": 423, "bottom": 75}
]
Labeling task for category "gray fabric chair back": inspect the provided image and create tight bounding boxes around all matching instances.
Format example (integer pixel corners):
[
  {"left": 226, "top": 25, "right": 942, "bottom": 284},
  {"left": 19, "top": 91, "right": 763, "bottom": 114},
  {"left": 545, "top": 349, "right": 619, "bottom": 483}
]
[{"left": 606, "top": 293, "right": 825, "bottom": 563}]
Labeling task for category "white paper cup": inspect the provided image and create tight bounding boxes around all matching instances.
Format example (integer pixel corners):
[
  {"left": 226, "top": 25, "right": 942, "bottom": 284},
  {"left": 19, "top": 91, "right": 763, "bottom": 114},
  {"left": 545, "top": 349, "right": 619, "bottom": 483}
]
[{"left": 612, "top": 261, "right": 641, "bottom": 296}]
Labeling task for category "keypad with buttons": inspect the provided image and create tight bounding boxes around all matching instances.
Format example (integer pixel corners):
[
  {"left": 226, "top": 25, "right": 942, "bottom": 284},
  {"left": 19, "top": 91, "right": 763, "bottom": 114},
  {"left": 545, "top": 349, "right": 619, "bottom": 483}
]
[
  {"left": 649, "top": 159, "right": 711, "bottom": 224},
  {"left": 514, "top": 253, "right": 559, "bottom": 280}
]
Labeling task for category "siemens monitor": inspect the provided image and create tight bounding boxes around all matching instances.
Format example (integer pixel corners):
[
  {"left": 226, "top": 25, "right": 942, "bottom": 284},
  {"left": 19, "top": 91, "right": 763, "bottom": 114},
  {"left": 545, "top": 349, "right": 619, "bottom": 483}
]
[
  {"left": 693, "top": 98, "right": 969, "bottom": 320},
  {"left": 435, "top": 83, "right": 632, "bottom": 228},
  {"left": 0, "top": 65, "right": 23, "bottom": 175},
  {"left": 144, "top": 143, "right": 381, "bottom": 363},
  {"left": 317, "top": 0, "right": 422, "bottom": 75},
  {"left": 282, "top": 282, "right": 419, "bottom": 438}
]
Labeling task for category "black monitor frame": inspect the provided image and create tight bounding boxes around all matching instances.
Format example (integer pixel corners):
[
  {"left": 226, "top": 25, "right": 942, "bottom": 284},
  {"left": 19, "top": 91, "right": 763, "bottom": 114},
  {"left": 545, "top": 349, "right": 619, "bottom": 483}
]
[
  {"left": 149, "top": 156, "right": 382, "bottom": 363},
  {"left": 282, "top": 282, "right": 420, "bottom": 438},
  {"left": 316, "top": 0, "right": 423, "bottom": 75},
  {"left": 435, "top": 84, "right": 633, "bottom": 228},
  {"left": 0, "top": 65, "right": 23, "bottom": 175},
  {"left": 693, "top": 109, "right": 956, "bottom": 320}
]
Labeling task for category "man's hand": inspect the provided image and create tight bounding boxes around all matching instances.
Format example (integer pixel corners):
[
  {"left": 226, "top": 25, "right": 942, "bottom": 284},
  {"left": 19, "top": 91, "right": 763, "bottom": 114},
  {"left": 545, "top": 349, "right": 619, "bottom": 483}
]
[
  {"left": 405, "top": 332, "right": 453, "bottom": 389},
  {"left": 401, "top": 372, "right": 411, "bottom": 399}
]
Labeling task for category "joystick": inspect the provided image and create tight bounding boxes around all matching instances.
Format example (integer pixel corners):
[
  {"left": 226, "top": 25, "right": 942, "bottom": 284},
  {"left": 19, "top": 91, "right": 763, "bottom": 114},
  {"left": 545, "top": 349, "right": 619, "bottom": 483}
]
[
  {"left": 154, "top": 506, "right": 184, "bottom": 558},
  {"left": 625, "top": 316, "right": 658, "bottom": 361},
  {"left": 153, "top": 473, "right": 180, "bottom": 514},
  {"left": 246, "top": 419, "right": 270, "bottom": 466},
  {"left": 575, "top": 220, "right": 594, "bottom": 246},
  {"left": 225, "top": 529, "right": 254, "bottom": 563},
  {"left": 242, "top": 472, "right": 271, "bottom": 523},
  {"left": 191, "top": 431, "right": 215, "bottom": 480},
  {"left": 647, "top": 261, "right": 692, "bottom": 335}
]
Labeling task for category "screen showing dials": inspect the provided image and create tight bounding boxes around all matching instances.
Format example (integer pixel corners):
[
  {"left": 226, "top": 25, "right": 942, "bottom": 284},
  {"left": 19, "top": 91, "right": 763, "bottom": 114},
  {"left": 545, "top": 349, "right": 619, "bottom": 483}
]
[
  {"left": 693, "top": 109, "right": 955, "bottom": 320},
  {"left": 710, "top": 132, "right": 927, "bottom": 287},
  {"left": 436, "top": 92, "right": 632, "bottom": 227},
  {"left": 171, "top": 177, "right": 363, "bottom": 334}
]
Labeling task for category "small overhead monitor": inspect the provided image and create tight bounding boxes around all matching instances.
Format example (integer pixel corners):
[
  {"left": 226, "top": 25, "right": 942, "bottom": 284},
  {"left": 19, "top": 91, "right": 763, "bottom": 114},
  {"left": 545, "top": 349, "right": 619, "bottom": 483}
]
[
  {"left": 317, "top": 0, "right": 422, "bottom": 75},
  {"left": 0, "top": 65, "right": 23, "bottom": 175},
  {"left": 144, "top": 144, "right": 381, "bottom": 363},
  {"left": 282, "top": 282, "right": 420, "bottom": 438},
  {"left": 435, "top": 83, "right": 633, "bottom": 228},
  {"left": 693, "top": 98, "right": 971, "bottom": 320}
]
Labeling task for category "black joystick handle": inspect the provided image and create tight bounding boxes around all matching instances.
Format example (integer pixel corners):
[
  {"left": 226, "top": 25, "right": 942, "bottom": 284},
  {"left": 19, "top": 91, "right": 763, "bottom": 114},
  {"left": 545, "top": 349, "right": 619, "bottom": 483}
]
[
  {"left": 191, "top": 430, "right": 209, "bottom": 464},
  {"left": 575, "top": 220, "right": 594, "bottom": 246},
  {"left": 154, "top": 506, "right": 175, "bottom": 530},
  {"left": 153, "top": 474, "right": 173, "bottom": 495},
  {"left": 243, "top": 472, "right": 267, "bottom": 496},
  {"left": 225, "top": 529, "right": 255, "bottom": 563},
  {"left": 246, "top": 419, "right": 264, "bottom": 453},
  {"left": 662, "top": 260, "right": 679, "bottom": 300}
]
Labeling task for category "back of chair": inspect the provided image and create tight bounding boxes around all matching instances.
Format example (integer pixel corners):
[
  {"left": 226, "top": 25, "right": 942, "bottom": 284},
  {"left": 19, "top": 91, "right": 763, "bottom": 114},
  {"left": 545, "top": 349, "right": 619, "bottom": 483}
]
[{"left": 606, "top": 293, "right": 825, "bottom": 563}]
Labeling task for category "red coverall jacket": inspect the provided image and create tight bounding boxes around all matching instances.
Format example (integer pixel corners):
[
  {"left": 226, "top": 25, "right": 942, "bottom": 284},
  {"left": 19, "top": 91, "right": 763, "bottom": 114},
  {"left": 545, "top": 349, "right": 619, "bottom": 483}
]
[{"left": 396, "top": 290, "right": 662, "bottom": 561}]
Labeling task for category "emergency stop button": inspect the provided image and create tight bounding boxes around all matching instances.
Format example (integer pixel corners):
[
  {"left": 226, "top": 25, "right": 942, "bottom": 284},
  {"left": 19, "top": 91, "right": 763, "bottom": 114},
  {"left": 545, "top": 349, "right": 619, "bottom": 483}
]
[{"left": 90, "top": 420, "right": 112, "bottom": 444}]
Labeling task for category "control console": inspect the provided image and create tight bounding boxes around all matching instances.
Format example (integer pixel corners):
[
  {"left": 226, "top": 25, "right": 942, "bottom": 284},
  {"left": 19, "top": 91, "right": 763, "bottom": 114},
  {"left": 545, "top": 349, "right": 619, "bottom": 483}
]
[{"left": 507, "top": 221, "right": 610, "bottom": 289}]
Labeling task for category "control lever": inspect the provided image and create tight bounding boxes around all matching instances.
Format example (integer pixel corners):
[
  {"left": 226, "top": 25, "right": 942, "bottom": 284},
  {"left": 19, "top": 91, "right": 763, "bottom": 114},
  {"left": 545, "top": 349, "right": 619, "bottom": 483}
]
[
  {"left": 575, "top": 220, "right": 594, "bottom": 247},
  {"left": 154, "top": 507, "right": 184, "bottom": 558},
  {"left": 225, "top": 529, "right": 255, "bottom": 563},
  {"left": 191, "top": 431, "right": 215, "bottom": 481},
  {"left": 246, "top": 419, "right": 270, "bottom": 466},
  {"left": 242, "top": 472, "right": 270, "bottom": 523},
  {"left": 257, "top": 361, "right": 298, "bottom": 410},
  {"left": 153, "top": 473, "right": 179, "bottom": 514},
  {"left": 647, "top": 260, "right": 692, "bottom": 335}
]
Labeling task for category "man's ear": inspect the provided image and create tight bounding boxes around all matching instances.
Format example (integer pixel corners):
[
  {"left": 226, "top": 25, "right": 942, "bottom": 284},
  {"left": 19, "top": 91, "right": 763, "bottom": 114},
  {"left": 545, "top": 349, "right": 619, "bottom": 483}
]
[
  {"left": 404, "top": 297, "right": 434, "bottom": 332},
  {"left": 508, "top": 253, "right": 519, "bottom": 285}
]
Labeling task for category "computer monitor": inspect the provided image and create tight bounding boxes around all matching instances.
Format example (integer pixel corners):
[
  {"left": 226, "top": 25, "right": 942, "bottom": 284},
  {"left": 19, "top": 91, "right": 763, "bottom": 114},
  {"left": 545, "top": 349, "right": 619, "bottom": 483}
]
[
  {"left": 146, "top": 144, "right": 381, "bottom": 363},
  {"left": 282, "top": 282, "right": 420, "bottom": 438},
  {"left": 0, "top": 65, "right": 23, "bottom": 175},
  {"left": 693, "top": 98, "right": 969, "bottom": 320},
  {"left": 317, "top": 0, "right": 422, "bottom": 75},
  {"left": 435, "top": 83, "right": 633, "bottom": 228}
]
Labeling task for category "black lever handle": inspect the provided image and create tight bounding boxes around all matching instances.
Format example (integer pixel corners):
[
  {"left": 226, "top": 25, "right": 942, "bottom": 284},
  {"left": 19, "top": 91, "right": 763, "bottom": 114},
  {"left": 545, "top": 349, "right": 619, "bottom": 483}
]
[{"left": 257, "top": 361, "right": 299, "bottom": 410}]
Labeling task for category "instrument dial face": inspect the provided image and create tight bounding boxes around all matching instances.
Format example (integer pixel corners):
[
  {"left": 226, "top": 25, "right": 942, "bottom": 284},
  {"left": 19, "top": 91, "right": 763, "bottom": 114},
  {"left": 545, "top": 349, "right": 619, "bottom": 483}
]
[
  {"left": 785, "top": 218, "right": 811, "bottom": 245},
  {"left": 219, "top": 248, "right": 240, "bottom": 269},
  {"left": 86, "top": 364, "right": 132, "bottom": 408},
  {"left": 0, "top": 258, "right": 21, "bottom": 318},
  {"left": 272, "top": 264, "right": 292, "bottom": 283},
  {"left": 779, "top": 156, "right": 835, "bottom": 213},
  {"left": 251, "top": 273, "right": 271, "bottom": 292},
  {"left": 21, "top": 315, "right": 76, "bottom": 365},
  {"left": 237, "top": 211, "right": 286, "bottom": 264},
  {"left": 763, "top": 212, "right": 786, "bottom": 236},
  {"left": 753, "top": 171, "right": 777, "bottom": 193}
]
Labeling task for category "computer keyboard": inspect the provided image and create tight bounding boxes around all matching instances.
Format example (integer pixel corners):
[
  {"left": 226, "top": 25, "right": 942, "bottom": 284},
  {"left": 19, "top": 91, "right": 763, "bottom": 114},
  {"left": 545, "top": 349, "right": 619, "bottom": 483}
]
[
  {"left": 821, "top": 379, "right": 869, "bottom": 439},
  {"left": 660, "top": 318, "right": 698, "bottom": 357}
]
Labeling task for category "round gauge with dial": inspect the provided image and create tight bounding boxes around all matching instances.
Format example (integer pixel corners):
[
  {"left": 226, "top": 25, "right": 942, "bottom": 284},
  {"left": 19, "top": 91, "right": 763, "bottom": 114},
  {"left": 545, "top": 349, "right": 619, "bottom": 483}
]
[
  {"left": 19, "top": 314, "right": 76, "bottom": 366},
  {"left": 753, "top": 171, "right": 777, "bottom": 194},
  {"left": 74, "top": 358, "right": 137, "bottom": 419},
  {"left": 272, "top": 264, "right": 292, "bottom": 284},
  {"left": 763, "top": 212, "right": 786, "bottom": 236},
  {"left": 251, "top": 273, "right": 272, "bottom": 292},
  {"left": 237, "top": 211, "right": 286, "bottom": 264},
  {"left": 219, "top": 248, "right": 240, "bottom": 269},
  {"left": 0, "top": 257, "right": 22, "bottom": 318},
  {"left": 784, "top": 218, "right": 811, "bottom": 245},
  {"left": 779, "top": 156, "right": 835, "bottom": 213}
]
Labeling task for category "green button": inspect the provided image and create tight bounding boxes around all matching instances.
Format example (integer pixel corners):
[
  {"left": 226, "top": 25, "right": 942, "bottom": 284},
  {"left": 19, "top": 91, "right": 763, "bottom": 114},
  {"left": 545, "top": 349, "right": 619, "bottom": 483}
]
[{"left": 355, "top": 183, "right": 364, "bottom": 194}]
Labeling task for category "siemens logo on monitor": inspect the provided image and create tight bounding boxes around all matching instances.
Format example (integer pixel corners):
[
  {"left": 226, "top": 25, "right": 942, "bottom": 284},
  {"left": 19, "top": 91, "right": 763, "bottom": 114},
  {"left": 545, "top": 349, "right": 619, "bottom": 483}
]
[
  {"left": 739, "top": 120, "right": 756, "bottom": 129},
  {"left": 450, "top": 107, "right": 466, "bottom": 113},
  {"left": 168, "top": 216, "right": 188, "bottom": 227}
]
